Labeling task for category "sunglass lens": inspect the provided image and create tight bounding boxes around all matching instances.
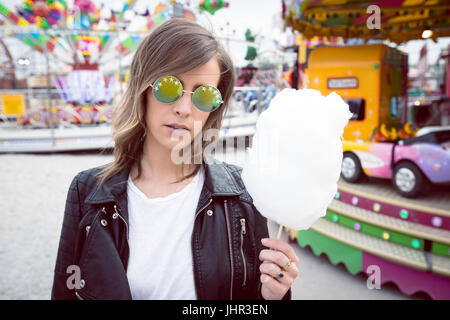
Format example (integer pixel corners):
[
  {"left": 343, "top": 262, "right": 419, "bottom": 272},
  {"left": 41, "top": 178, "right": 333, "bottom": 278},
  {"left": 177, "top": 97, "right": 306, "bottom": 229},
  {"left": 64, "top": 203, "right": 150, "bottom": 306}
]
[
  {"left": 153, "top": 76, "right": 183, "bottom": 103},
  {"left": 193, "top": 85, "right": 222, "bottom": 112}
]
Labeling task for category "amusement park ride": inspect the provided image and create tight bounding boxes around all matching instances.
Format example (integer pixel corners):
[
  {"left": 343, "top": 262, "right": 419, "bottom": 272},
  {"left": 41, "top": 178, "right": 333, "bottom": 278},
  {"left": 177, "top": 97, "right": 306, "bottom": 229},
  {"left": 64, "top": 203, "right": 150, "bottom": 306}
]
[
  {"left": 282, "top": 0, "right": 450, "bottom": 299},
  {"left": 0, "top": 0, "right": 244, "bottom": 152}
]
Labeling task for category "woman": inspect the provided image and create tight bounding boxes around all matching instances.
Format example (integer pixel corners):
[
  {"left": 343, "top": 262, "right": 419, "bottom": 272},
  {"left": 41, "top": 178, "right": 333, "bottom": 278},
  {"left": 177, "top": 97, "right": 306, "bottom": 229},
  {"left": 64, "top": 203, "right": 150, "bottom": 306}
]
[{"left": 51, "top": 18, "right": 299, "bottom": 300}]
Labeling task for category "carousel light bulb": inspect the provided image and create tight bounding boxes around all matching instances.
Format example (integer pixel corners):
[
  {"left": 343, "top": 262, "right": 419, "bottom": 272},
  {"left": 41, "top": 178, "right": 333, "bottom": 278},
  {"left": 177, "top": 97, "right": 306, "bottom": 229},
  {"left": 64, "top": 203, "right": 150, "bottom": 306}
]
[
  {"left": 422, "top": 30, "right": 433, "bottom": 39},
  {"left": 17, "top": 58, "right": 30, "bottom": 65},
  {"left": 400, "top": 209, "right": 408, "bottom": 219}
]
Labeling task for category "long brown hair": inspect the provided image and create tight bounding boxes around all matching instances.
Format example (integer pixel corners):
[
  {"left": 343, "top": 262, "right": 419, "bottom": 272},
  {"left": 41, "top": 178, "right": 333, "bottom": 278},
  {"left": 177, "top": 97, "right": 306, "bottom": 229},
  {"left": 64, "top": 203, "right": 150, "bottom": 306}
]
[{"left": 95, "top": 18, "right": 235, "bottom": 186}]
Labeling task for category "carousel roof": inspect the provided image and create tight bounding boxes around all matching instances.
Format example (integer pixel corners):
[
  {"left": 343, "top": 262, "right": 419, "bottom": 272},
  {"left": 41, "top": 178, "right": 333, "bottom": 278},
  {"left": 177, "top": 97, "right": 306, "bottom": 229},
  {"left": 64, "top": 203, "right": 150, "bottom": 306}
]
[{"left": 282, "top": 0, "right": 450, "bottom": 43}]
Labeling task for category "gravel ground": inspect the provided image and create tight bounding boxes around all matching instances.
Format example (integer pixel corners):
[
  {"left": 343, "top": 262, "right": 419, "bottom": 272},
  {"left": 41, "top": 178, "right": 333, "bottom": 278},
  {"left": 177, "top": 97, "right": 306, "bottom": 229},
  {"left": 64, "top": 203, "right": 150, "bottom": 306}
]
[
  {"left": 0, "top": 152, "right": 114, "bottom": 300},
  {"left": 0, "top": 152, "right": 419, "bottom": 300}
]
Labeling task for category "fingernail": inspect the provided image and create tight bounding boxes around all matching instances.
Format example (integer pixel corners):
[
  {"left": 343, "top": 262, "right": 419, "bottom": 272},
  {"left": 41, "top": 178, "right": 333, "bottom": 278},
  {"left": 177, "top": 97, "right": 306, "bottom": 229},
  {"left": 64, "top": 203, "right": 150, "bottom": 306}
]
[{"left": 261, "top": 238, "right": 268, "bottom": 244}]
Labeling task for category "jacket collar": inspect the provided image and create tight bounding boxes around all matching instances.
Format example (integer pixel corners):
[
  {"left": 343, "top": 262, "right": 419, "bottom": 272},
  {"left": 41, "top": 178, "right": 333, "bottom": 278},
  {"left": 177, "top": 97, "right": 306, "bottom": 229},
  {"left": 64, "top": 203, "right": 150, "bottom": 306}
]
[{"left": 84, "top": 155, "right": 244, "bottom": 205}]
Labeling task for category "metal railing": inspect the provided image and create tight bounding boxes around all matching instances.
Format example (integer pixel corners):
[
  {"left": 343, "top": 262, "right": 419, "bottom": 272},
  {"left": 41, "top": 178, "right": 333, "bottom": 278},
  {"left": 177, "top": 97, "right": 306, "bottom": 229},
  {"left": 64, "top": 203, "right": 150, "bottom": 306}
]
[{"left": 0, "top": 85, "right": 278, "bottom": 127}]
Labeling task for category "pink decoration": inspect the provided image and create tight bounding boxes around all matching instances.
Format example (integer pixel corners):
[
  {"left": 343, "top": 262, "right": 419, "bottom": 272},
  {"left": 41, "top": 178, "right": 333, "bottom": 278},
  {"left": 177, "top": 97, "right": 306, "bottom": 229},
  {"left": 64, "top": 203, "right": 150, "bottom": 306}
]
[
  {"left": 432, "top": 216, "right": 442, "bottom": 227},
  {"left": 363, "top": 251, "right": 450, "bottom": 299}
]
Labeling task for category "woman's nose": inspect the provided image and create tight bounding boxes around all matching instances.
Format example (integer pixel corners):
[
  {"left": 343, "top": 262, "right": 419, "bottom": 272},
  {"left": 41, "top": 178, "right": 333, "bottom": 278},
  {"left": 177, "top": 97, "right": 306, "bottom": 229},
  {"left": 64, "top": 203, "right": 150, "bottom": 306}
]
[{"left": 172, "top": 92, "right": 193, "bottom": 117}]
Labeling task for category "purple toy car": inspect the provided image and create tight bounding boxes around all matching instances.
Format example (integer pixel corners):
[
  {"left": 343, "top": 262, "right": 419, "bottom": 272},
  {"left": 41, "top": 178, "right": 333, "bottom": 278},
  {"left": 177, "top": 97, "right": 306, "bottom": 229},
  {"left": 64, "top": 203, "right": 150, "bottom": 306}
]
[{"left": 341, "top": 128, "right": 450, "bottom": 198}]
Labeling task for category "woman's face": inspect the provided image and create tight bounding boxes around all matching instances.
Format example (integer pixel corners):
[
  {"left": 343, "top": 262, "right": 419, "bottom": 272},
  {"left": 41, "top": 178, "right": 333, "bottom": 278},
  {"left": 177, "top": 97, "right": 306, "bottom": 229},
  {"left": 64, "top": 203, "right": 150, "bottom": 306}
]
[{"left": 145, "top": 57, "right": 221, "bottom": 151}]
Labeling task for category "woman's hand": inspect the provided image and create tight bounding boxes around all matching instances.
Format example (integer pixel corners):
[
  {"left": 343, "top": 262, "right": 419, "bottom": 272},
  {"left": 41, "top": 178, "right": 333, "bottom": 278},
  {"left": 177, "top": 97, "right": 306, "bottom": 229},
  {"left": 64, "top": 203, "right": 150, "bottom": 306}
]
[{"left": 259, "top": 238, "right": 299, "bottom": 300}]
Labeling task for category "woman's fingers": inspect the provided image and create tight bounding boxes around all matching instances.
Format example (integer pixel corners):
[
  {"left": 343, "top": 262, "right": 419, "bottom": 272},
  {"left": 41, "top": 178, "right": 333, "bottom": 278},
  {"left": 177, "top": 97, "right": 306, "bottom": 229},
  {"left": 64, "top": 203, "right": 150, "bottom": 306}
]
[
  {"left": 259, "top": 248, "right": 290, "bottom": 269},
  {"left": 261, "top": 238, "right": 299, "bottom": 265},
  {"left": 260, "top": 273, "right": 286, "bottom": 300},
  {"left": 259, "top": 261, "right": 295, "bottom": 285},
  {"left": 259, "top": 248, "right": 299, "bottom": 278},
  {"left": 259, "top": 238, "right": 300, "bottom": 280},
  {"left": 258, "top": 238, "right": 300, "bottom": 300}
]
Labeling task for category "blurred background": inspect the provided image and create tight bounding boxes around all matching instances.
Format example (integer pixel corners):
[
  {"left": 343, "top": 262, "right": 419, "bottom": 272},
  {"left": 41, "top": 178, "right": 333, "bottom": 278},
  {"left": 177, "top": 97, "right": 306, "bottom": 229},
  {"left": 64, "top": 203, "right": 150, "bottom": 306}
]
[{"left": 0, "top": 0, "right": 449, "bottom": 300}]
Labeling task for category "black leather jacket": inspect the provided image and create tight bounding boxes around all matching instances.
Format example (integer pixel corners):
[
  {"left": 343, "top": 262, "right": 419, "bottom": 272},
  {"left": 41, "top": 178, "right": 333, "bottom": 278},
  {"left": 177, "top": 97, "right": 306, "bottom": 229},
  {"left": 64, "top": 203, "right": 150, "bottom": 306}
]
[{"left": 51, "top": 158, "right": 291, "bottom": 300}]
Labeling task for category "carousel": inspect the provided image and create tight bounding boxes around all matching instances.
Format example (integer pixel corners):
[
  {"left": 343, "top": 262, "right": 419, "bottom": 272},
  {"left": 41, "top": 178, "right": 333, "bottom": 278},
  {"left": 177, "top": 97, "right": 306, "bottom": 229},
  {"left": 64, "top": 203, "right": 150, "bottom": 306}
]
[
  {"left": 282, "top": 0, "right": 450, "bottom": 299},
  {"left": 0, "top": 0, "right": 265, "bottom": 153}
]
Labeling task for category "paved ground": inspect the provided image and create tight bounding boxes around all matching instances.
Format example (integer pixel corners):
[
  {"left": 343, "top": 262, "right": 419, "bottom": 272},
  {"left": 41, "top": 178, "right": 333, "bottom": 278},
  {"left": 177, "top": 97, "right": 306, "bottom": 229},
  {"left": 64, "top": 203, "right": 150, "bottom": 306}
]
[{"left": 0, "top": 152, "right": 424, "bottom": 299}]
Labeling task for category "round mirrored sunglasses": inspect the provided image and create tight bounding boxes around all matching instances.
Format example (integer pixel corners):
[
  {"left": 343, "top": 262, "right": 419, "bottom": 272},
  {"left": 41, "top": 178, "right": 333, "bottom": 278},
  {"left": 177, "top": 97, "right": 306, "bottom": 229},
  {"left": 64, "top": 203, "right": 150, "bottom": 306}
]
[{"left": 149, "top": 75, "right": 223, "bottom": 112}]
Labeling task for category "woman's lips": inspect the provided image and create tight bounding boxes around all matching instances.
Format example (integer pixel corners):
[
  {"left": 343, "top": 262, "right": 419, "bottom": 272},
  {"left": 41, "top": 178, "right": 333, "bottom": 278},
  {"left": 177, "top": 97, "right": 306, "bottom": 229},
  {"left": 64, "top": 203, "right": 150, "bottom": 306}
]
[{"left": 164, "top": 125, "right": 190, "bottom": 133}]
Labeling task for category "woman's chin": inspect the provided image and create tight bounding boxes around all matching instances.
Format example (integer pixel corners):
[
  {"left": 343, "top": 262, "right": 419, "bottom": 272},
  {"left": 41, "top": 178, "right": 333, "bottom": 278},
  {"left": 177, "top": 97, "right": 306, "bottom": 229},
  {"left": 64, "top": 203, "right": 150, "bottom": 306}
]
[
  {"left": 168, "top": 142, "right": 195, "bottom": 165},
  {"left": 166, "top": 136, "right": 191, "bottom": 149},
  {"left": 148, "top": 132, "right": 194, "bottom": 158}
]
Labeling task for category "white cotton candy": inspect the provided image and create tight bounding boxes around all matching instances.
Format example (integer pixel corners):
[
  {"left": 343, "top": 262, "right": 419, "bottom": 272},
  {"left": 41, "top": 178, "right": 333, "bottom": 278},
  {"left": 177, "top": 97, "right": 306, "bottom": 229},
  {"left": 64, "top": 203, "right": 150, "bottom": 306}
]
[{"left": 241, "top": 88, "right": 353, "bottom": 230}]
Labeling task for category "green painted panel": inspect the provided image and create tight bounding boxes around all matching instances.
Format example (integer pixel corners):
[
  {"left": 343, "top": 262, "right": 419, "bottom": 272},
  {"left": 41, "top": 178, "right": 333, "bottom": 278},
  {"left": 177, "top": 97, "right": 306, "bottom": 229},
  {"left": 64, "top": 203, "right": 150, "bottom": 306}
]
[
  {"left": 297, "top": 228, "right": 362, "bottom": 275},
  {"left": 432, "top": 242, "right": 450, "bottom": 257}
]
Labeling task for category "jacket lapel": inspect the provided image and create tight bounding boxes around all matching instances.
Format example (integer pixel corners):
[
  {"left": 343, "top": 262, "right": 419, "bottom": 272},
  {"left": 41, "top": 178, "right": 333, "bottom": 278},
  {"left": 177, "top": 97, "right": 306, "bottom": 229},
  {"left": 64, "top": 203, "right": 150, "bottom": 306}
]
[
  {"left": 84, "top": 156, "right": 246, "bottom": 222},
  {"left": 84, "top": 162, "right": 133, "bottom": 205}
]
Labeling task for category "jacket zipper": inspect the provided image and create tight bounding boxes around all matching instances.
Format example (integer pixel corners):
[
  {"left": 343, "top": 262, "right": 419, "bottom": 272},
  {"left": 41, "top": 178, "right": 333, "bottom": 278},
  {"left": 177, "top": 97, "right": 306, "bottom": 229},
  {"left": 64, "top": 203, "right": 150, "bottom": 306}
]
[
  {"left": 113, "top": 204, "right": 129, "bottom": 241},
  {"left": 240, "top": 218, "right": 247, "bottom": 287},
  {"left": 193, "top": 198, "right": 213, "bottom": 224},
  {"left": 191, "top": 198, "right": 213, "bottom": 299},
  {"left": 223, "top": 199, "right": 234, "bottom": 300},
  {"left": 75, "top": 289, "right": 98, "bottom": 300}
]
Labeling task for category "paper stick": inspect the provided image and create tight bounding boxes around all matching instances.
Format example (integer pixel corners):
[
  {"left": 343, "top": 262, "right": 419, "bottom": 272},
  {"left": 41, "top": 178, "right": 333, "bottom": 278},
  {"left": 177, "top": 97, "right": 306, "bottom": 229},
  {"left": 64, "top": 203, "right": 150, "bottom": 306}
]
[{"left": 276, "top": 224, "right": 283, "bottom": 240}]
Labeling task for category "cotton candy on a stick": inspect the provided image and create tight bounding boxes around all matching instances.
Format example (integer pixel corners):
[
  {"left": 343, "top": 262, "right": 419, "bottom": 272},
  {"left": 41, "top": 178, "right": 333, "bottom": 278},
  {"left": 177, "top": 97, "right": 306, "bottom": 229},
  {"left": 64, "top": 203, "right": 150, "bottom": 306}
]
[{"left": 241, "top": 88, "right": 352, "bottom": 231}]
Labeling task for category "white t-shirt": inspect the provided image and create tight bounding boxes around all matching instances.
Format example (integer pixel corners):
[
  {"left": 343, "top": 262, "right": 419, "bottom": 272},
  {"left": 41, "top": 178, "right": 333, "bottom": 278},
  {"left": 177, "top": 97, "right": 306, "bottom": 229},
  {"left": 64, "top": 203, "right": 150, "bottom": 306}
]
[{"left": 126, "top": 167, "right": 205, "bottom": 300}]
